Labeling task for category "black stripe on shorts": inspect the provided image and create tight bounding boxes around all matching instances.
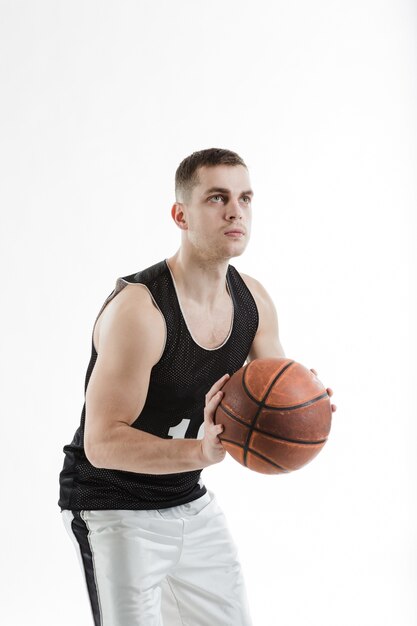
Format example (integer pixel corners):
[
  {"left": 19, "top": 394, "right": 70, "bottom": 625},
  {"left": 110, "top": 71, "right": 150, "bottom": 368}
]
[{"left": 71, "top": 511, "right": 102, "bottom": 626}]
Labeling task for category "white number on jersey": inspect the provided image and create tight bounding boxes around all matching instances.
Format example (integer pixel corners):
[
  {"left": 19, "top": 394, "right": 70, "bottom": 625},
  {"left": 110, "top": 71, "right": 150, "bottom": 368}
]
[{"left": 168, "top": 419, "right": 205, "bottom": 439}]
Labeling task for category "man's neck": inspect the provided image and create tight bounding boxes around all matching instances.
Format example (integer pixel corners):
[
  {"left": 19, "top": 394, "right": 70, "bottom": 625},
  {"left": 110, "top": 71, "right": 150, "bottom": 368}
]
[{"left": 166, "top": 249, "right": 230, "bottom": 306}]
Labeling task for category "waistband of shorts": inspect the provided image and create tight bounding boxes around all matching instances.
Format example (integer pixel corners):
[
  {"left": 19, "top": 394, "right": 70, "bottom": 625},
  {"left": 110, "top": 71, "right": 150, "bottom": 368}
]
[{"left": 156, "top": 489, "right": 214, "bottom": 519}]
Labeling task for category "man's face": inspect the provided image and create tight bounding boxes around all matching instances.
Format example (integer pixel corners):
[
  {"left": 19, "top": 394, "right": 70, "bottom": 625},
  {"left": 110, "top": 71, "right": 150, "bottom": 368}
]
[{"left": 177, "top": 164, "right": 253, "bottom": 261}]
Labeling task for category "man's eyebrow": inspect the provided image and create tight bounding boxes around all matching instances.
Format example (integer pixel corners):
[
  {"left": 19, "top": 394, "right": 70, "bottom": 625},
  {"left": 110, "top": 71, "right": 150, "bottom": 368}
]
[{"left": 203, "top": 187, "right": 254, "bottom": 197}]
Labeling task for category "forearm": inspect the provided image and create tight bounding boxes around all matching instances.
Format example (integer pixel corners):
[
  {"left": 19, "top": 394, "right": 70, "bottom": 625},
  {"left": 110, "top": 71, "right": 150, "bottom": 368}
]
[{"left": 88, "top": 423, "right": 209, "bottom": 474}]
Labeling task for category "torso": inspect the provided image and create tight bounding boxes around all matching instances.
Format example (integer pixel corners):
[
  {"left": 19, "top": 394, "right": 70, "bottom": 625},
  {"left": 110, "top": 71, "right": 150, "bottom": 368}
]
[{"left": 58, "top": 259, "right": 260, "bottom": 512}]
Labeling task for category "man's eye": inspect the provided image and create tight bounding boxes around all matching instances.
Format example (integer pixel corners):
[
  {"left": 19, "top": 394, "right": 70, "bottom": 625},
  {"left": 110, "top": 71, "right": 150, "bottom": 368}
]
[
  {"left": 242, "top": 196, "right": 251, "bottom": 203},
  {"left": 210, "top": 195, "right": 225, "bottom": 203}
]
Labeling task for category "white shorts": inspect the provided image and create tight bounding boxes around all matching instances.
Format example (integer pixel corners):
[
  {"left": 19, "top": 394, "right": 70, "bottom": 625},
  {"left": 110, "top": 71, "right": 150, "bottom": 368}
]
[{"left": 61, "top": 489, "right": 253, "bottom": 626}]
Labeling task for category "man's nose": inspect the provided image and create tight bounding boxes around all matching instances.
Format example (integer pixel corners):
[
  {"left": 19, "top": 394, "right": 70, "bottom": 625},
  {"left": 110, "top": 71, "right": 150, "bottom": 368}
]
[{"left": 226, "top": 198, "right": 243, "bottom": 220}]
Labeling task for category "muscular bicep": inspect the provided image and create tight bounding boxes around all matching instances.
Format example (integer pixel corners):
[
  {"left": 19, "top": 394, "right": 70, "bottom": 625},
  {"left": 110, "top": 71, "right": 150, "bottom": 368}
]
[{"left": 84, "top": 286, "right": 165, "bottom": 463}]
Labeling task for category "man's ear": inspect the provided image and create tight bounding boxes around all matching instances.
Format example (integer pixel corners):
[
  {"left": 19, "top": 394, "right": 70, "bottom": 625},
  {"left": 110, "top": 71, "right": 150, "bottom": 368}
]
[{"left": 171, "top": 202, "right": 188, "bottom": 230}]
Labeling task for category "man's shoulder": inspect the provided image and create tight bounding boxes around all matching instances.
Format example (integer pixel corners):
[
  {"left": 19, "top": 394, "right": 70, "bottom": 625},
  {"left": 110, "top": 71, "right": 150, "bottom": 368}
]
[
  {"left": 107, "top": 258, "right": 168, "bottom": 312},
  {"left": 94, "top": 280, "right": 165, "bottom": 356},
  {"left": 121, "top": 259, "right": 168, "bottom": 285},
  {"left": 100, "top": 270, "right": 165, "bottom": 326},
  {"left": 236, "top": 271, "right": 276, "bottom": 315},
  {"left": 236, "top": 270, "right": 265, "bottom": 296}
]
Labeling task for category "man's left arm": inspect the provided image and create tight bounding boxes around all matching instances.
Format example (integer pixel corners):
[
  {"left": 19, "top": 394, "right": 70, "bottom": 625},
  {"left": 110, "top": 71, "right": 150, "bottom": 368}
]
[
  {"left": 241, "top": 274, "right": 286, "bottom": 361},
  {"left": 240, "top": 273, "right": 337, "bottom": 413}
]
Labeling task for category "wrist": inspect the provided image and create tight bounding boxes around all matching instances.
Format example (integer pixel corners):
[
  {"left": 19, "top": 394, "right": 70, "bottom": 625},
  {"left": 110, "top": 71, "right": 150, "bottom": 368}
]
[{"left": 197, "top": 440, "right": 213, "bottom": 469}]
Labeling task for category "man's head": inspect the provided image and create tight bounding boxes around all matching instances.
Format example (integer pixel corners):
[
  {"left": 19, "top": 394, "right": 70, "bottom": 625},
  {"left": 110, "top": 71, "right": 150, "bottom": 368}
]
[
  {"left": 175, "top": 148, "right": 247, "bottom": 204},
  {"left": 172, "top": 148, "right": 253, "bottom": 262}
]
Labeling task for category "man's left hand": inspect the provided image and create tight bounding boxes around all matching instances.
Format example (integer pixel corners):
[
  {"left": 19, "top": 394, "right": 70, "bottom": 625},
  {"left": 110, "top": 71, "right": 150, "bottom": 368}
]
[{"left": 310, "top": 368, "right": 337, "bottom": 413}]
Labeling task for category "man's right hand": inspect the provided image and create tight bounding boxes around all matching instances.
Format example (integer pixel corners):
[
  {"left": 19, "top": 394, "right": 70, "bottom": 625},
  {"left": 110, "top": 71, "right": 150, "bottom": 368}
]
[{"left": 200, "top": 373, "right": 230, "bottom": 466}]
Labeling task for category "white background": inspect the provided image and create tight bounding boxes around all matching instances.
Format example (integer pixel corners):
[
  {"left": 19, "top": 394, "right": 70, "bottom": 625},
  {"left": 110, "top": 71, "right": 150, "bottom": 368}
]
[{"left": 1, "top": 1, "right": 416, "bottom": 624}]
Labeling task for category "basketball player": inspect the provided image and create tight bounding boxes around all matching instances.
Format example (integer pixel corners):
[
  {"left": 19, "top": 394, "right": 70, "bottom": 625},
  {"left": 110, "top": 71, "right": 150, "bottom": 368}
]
[{"left": 58, "top": 148, "right": 336, "bottom": 626}]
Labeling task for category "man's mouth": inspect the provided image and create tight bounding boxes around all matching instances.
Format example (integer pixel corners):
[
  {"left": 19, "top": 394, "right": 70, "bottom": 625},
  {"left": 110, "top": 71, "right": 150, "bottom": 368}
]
[{"left": 224, "top": 229, "right": 245, "bottom": 237}]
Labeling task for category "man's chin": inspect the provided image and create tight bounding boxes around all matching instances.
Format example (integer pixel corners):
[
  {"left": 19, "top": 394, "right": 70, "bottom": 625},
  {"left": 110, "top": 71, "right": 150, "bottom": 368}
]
[
  {"left": 194, "top": 240, "right": 249, "bottom": 264},
  {"left": 227, "top": 238, "right": 248, "bottom": 255},
  {"left": 221, "top": 241, "right": 248, "bottom": 261}
]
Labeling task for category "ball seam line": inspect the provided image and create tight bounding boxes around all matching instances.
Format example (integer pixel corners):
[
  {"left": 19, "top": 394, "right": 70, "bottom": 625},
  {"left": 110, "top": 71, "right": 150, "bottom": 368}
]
[
  {"left": 220, "top": 436, "right": 290, "bottom": 472},
  {"left": 219, "top": 402, "right": 328, "bottom": 445},
  {"left": 262, "top": 391, "right": 330, "bottom": 410}
]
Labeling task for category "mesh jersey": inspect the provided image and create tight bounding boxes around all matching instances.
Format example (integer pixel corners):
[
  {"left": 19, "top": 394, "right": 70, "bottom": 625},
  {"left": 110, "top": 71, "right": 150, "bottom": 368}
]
[{"left": 58, "top": 259, "right": 259, "bottom": 511}]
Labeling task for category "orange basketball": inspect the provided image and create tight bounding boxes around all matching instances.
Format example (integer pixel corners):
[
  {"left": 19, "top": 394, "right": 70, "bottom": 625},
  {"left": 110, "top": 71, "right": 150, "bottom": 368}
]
[{"left": 214, "top": 357, "right": 332, "bottom": 474}]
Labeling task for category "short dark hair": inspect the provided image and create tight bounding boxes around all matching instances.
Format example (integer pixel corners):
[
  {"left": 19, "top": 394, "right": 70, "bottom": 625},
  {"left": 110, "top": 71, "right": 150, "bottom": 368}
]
[{"left": 175, "top": 148, "right": 247, "bottom": 203}]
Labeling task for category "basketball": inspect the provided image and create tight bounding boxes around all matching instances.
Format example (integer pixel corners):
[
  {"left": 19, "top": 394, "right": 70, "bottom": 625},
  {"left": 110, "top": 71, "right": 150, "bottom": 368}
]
[{"left": 214, "top": 357, "right": 332, "bottom": 474}]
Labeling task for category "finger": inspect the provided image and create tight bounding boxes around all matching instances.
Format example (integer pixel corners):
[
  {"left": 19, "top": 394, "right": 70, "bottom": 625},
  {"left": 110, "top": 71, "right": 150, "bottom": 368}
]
[
  {"left": 310, "top": 368, "right": 318, "bottom": 376},
  {"left": 211, "top": 424, "right": 225, "bottom": 445},
  {"left": 204, "top": 390, "right": 225, "bottom": 424},
  {"left": 331, "top": 404, "right": 337, "bottom": 412},
  {"left": 214, "top": 373, "right": 230, "bottom": 389},
  {"left": 206, "top": 419, "right": 224, "bottom": 435},
  {"left": 327, "top": 388, "right": 333, "bottom": 396},
  {"left": 205, "top": 374, "right": 230, "bottom": 404},
  {"left": 215, "top": 424, "right": 224, "bottom": 436}
]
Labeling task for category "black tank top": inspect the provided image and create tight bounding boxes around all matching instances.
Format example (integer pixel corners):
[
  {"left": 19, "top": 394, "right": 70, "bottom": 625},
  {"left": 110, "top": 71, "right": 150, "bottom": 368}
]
[{"left": 58, "top": 259, "right": 259, "bottom": 511}]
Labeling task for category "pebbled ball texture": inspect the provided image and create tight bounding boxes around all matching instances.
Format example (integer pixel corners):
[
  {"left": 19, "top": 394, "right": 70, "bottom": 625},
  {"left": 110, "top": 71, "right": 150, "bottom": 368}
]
[{"left": 214, "top": 357, "right": 332, "bottom": 474}]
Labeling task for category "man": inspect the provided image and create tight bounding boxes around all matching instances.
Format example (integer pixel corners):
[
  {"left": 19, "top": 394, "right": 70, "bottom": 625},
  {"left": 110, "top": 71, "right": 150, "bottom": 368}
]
[{"left": 59, "top": 148, "right": 336, "bottom": 625}]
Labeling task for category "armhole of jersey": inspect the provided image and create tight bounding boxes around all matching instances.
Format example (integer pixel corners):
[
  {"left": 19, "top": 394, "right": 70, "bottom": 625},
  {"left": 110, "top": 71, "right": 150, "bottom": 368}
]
[
  {"left": 89, "top": 278, "right": 168, "bottom": 365},
  {"left": 90, "top": 278, "right": 128, "bottom": 353}
]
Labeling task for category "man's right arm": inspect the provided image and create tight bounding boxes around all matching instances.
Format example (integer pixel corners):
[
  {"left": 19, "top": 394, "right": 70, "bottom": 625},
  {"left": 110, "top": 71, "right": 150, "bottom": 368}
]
[{"left": 84, "top": 284, "right": 227, "bottom": 474}]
